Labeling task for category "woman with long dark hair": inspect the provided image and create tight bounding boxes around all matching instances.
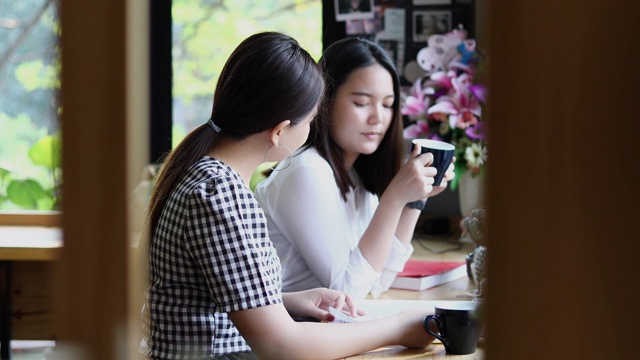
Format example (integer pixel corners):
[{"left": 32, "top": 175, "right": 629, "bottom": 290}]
[
  {"left": 142, "top": 32, "right": 436, "bottom": 359},
  {"left": 255, "top": 37, "right": 455, "bottom": 300}
]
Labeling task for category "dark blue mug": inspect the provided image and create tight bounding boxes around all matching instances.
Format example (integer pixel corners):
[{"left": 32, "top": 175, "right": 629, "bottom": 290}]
[
  {"left": 423, "top": 302, "right": 481, "bottom": 355},
  {"left": 411, "top": 139, "right": 455, "bottom": 186}
]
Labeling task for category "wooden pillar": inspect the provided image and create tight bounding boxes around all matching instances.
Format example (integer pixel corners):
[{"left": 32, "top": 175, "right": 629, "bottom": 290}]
[
  {"left": 485, "top": 1, "right": 640, "bottom": 359},
  {"left": 58, "top": 0, "right": 148, "bottom": 359}
]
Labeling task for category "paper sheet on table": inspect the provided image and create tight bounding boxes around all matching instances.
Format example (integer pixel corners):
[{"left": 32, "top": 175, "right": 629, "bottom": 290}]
[{"left": 330, "top": 299, "right": 472, "bottom": 323}]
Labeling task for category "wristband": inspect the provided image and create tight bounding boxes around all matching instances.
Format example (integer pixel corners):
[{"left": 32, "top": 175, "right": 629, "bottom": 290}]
[{"left": 406, "top": 199, "right": 427, "bottom": 211}]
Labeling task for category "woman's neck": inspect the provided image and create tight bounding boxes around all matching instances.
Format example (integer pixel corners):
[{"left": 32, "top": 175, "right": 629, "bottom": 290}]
[
  {"left": 343, "top": 151, "right": 359, "bottom": 171},
  {"left": 208, "top": 136, "right": 264, "bottom": 185}
]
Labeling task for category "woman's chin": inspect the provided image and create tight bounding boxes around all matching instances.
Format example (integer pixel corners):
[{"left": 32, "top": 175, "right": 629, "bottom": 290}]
[{"left": 360, "top": 146, "right": 379, "bottom": 155}]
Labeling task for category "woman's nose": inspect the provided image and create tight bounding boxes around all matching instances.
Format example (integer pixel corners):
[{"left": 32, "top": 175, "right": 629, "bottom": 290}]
[{"left": 368, "top": 104, "right": 384, "bottom": 124}]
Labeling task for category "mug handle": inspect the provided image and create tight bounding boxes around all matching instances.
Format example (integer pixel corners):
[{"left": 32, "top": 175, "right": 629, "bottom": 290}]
[{"left": 423, "top": 315, "right": 448, "bottom": 346}]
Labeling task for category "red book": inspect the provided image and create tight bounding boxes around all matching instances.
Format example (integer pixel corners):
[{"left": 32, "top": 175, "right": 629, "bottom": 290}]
[{"left": 390, "top": 260, "right": 468, "bottom": 291}]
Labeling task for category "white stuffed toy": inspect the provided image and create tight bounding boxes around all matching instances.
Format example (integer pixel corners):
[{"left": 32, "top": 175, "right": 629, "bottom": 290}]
[{"left": 416, "top": 27, "right": 469, "bottom": 74}]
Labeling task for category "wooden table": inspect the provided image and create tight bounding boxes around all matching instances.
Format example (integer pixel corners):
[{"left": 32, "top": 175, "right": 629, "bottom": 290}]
[
  {"left": 343, "top": 235, "right": 483, "bottom": 359},
  {"left": 0, "top": 226, "right": 62, "bottom": 359},
  {"left": 0, "top": 228, "right": 482, "bottom": 359}
]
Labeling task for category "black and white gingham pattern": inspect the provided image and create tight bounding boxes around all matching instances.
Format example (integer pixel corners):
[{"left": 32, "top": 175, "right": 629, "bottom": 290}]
[{"left": 144, "top": 157, "right": 282, "bottom": 359}]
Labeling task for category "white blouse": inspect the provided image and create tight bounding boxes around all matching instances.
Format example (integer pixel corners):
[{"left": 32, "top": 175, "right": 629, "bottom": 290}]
[{"left": 255, "top": 147, "right": 413, "bottom": 299}]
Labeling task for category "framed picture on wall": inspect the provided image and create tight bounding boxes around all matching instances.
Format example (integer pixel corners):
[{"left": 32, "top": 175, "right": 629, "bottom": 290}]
[
  {"left": 346, "top": 5, "right": 383, "bottom": 35},
  {"left": 335, "top": 0, "right": 375, "bottom": 22},
  {"left": 412, "top": 10, "right": 452, "bottom": 43},
  {"left": 376, "top": 38, "right": 405, "bottom": 76}
]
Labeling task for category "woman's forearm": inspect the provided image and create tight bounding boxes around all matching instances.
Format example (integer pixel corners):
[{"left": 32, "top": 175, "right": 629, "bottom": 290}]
[
  {"left": 357, "top": 194, "right": 405, "bottom": 271},
  {"left": 395, "top": 205, "right": 421, "bottom": 246},
  {"left": 231, "top": 304, "right": 431, "bottom": 360}
]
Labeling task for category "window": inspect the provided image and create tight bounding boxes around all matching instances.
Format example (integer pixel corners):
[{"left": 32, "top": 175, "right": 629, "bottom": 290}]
[
  {"left": 0, "top": 0, "right": 61, "bottom": 212},
  {"left": 170, "top": 0, "right": 322, "bottom": 147},
  {"left": 2, "top": 0, "right": 323, "bottom": 211}
]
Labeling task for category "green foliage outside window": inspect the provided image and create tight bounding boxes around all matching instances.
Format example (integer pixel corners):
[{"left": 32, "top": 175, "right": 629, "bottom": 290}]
[
  {"left": 171, "top": 0, "right": 322, "bottom": 145},
  {"left": 0, "top": 0, "right": 321, "bottom": 210},
  {"left": 0, "top": 0, "right": 61, "bottom": 211}
]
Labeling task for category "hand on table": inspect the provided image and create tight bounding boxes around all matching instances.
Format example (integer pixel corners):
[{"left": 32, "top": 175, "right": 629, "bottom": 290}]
[{"left": 282, "top": 288, "right": 366, "bottom": 322}]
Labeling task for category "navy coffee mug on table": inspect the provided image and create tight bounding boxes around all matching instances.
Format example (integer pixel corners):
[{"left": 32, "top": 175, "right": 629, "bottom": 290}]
[
  {"left": 423, "top": 302, "right": 481, "bottom": 355},
  {"left": 411, "top": 139, "right": 455, "bottom": 186}
]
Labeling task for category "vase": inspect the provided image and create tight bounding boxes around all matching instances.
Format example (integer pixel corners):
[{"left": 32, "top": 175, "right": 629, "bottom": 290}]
[{"left": 458, "top": 171, "right": 485, "bottom": 217}]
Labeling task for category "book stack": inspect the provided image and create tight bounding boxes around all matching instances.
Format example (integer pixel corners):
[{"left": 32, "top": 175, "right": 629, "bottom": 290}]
[{"left": 390, "top": 259, "right": 468, "bottom": 291}]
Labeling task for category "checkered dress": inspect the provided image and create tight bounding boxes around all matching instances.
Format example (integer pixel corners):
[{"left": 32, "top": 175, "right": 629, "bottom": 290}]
[{"left": 143, "top": 157, "right": 283, "bottom": 359}]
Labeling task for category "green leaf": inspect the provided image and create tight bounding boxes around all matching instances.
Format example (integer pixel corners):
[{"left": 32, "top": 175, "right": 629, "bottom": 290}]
[
  {"left": 450, "top": 176, "right": 459, "bottom": 191},
  {"left": 15, "top": 60, "right": 59, "bottom": 91},
  {"left": 36, "top": 196, "right": 55, "bottom": 211},
  {"left": 451, "top": 164, "right": 468, "bottom": 191},
  {"left": 7, "top": 179, "right": 48, "bottom": 209},
  {"left": 28, "top": 134, "right": 62, "bottom": 170}
]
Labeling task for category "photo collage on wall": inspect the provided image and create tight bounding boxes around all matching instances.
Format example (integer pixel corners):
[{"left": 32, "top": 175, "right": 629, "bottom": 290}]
[{"left": 333, "top": 0, "right": 474, "bottom": 86}]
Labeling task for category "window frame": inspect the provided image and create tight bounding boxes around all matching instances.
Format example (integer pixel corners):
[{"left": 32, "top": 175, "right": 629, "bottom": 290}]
[{"left": 0, "top": 211, "right": 61, "bottom": 226}]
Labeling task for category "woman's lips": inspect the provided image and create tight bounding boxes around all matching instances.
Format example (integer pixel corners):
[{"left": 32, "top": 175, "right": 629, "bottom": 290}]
[{"left": 363, "top": 132, "right": 380, "bottom": 140}]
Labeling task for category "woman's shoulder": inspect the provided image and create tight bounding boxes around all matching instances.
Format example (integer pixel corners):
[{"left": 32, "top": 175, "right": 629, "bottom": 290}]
[
  {"left": 188, "top": 156, "right": 237, "bottom": 182},
  {"left": 277, "top": 147, "right": 335, "bottom": 182},
  {"left": 256, "top": 147, "right": 333, "bottom": 193},
  {"left": 292, "top": 147, "right": 330, "bottom": 169},
  {"left": 182, "top": 157, "right": 247, "bottom": 196}
]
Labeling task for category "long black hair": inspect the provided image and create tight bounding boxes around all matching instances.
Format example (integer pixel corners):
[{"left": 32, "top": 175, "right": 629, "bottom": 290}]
[
  {"left": 307, "top": 37, "right": 403, "bottom": 200},
  {"left": 147, "top": 32, "right": 325, "bottom": 236}
]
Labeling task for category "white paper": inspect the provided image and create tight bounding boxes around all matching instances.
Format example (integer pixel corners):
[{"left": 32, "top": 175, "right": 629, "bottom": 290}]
[
  {"left": 329, "top": 299, "right": 474, "bottom": 323},
  {"left": 380, "top": 8, "right": 405, "bottom": 40},
  {"left": 329, "top": 307, "right": 367, "bottom": 323}
]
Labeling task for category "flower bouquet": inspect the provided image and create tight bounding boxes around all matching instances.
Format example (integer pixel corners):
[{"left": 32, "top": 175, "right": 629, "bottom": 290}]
[{"left": 402, "top": 26, "right": 488, "bottom": 190}]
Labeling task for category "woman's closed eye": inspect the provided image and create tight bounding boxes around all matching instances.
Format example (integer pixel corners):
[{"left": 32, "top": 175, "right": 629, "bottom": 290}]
[{"left": 353, "top": 101, "right": 393, "bottom": 108}]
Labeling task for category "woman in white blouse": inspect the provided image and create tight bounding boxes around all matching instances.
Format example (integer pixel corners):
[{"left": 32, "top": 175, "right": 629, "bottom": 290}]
[{"left": 255, "top": 37, "right": 454, "bottom": 300}]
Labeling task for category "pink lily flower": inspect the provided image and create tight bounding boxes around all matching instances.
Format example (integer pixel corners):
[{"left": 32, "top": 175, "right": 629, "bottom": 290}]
[
  {"left": 469, "top": 83, "right": 488, "bottom": 104},
  {"left": 427, "top": 74, "right": 482, "bottom": 130},
  {"left": 450, "top": 59, "right": 476, "bottom": 76},
  {"left": 449, "top": 65, "right": 487, "bottom": 104},
  {"left": 401, "top": 78, "right": 434, "bottom": 120},
  {"left": 403, "top": 120, "right": 430, "bottom": 139},
  {"left": 465, "top": 121, "right": 488, "bottom": 141},
  {"left": 424, "top": 70, "right": 456, "bottom": 98},
  {"left": 453, "top": 72, "right": 474, "bottom": 88}
]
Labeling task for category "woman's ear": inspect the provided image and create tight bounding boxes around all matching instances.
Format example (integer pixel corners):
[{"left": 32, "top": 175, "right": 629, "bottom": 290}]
[{"left": 268, "top": 120, "right": 291, "bottom": 146}]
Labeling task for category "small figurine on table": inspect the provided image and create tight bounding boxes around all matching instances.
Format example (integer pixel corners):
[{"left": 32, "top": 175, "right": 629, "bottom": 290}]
[{"left": 460, "top": 207, "right": 488, "bottom": 298}]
